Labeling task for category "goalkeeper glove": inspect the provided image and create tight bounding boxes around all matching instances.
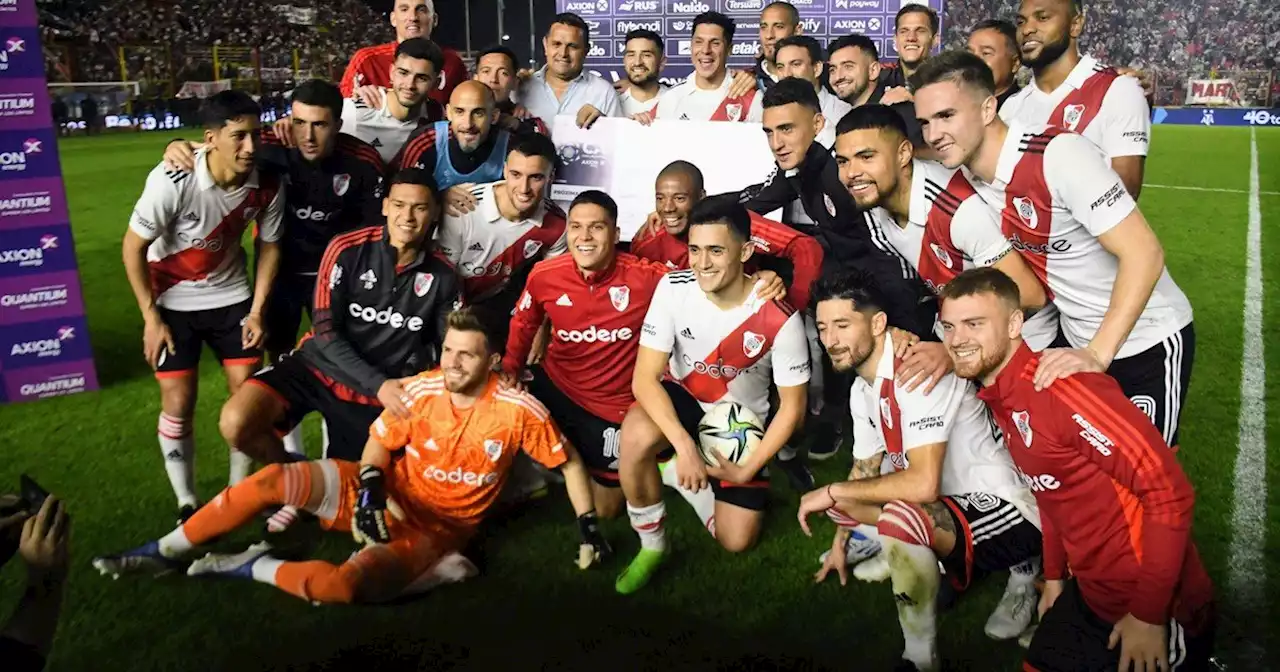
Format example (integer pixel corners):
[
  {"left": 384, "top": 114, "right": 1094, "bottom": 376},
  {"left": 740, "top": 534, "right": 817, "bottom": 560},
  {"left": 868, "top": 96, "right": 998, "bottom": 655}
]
[
  {"left": 353, "top": 465, "right": 392, "bottom": 545},
  {"left": 575, "top": 510, "right": 612, "bottom": 569}
]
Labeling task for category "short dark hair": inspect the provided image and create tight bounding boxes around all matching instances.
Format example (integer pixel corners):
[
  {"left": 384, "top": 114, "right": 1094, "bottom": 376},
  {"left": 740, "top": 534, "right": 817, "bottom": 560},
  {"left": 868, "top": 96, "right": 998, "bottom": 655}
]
[
  {"left": 812, "top": 270, "right": 889, "bottom": 315},
  {"left": 774, "top": 35, "right": 823, "bottom": 66},
  {"left": 688, "top": 193, "right": 750, "bottom": 243},
  {"left": 389, "top": 167, "right": 440, "bottom": 196},
  {"left": 625, "top": 29, "right": 663, "bottom": 54},
  {"left": 568, "top": 190, "right": 618, "bottom": 224},
  {"left": 446, "top": 306, "right": 504, "bottom": 355},
  {"left": 762, "top": 1, "right": 800, "bottom": 25},
  {"left": 834, "top": 103, "right": 910, "bottom": 142},
  {"left": 507, "top": 132, "right": 559, "bottom": 169},
  {"left": 657, "top": 160, "right": 704, "bottom": 195},
  {"left": 199, "top": 90, "right": 261, "bottom": 131},
  {"left": 828, "top": 33, "right": 879, "bottom": 62},
  {"left": 762, "top": 76, "right": 821, "bottom": 112},
  {"left": 551, "top": 12, "right": 591, "bottom": 44},
  {"left": 937, "top": 267, "right": 1021, "bottom": 310},
  {"left": 909, "top": 49, "right": 996, "bottom": 97},
  {"left": 290, "top": 79, "right": 343, "bottom": 121},
  {"left": 692, "top": 11, "right": 735, "bottom": 41},
  {"left": 476, "top": 45, "right": 519, "bottom": 73},
  {"left": 971, "top": 19, "right": 1018, "bottom": 54},
  {"left": 395, "top": 37, "right": 446, "bottom": 75},
  {"left": 895, "top": 4, "right": 939, "bottom": 35}
]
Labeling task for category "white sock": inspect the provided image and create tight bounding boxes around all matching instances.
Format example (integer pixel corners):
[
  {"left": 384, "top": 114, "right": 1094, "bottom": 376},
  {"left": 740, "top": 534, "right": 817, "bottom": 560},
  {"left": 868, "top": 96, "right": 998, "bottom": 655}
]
[
  {"left": 1008, "top": 555, "right": 1041, "bottom": 588},
  {"left": 853, "top": 522, "right": 881, "bottom": 543},
  {"left": 228, "top": 449, "right": 253, "bottom": 486},
  {"left": 776, "top": 444, "right": 798, "bottom": 461},
  {"left": 158, "top": 526, "right": 194, "bottom": 558},
  {"left": 320, "top": 419, "right": 330, "bottom": 456},
  {"left": 885, "top": 536, "right": 941, "bottom": 671},
  {"left": 659, "top": 460, "right": 716, "bottom": 537},
  {"left": 281, "top": 426, "right": 305, "bottom": 456},
  {"left": 158, "top": 413, "right": 197, "bottom": 508},
  {"left": 627, "top": 501, "right": 668, "bottom": 552},
  {"left": 250, "top": 556, "right": 285, "bottom": 585}
]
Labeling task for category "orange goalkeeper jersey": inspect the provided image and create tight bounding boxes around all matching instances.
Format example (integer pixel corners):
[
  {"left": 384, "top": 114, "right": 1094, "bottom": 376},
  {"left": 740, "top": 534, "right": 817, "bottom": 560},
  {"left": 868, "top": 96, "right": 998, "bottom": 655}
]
[{"left": 370, "top": 370, "right": 568, "bottom": 534}]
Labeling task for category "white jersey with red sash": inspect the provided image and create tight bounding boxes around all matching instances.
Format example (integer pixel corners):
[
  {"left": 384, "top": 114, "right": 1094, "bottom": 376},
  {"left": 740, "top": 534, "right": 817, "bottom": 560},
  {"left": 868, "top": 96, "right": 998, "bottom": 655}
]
[
  {"left": 639, "top": 270, "right": 809, "bottom": 419},
  {"left": 999, "top": 54, "right": 1150, "bottom": 159},
  {"left": 654, "top": 74, "right": 763, "bottom": 122},
  {"left": 849, "top": 334, "right": 1038, "bottom": 523}
]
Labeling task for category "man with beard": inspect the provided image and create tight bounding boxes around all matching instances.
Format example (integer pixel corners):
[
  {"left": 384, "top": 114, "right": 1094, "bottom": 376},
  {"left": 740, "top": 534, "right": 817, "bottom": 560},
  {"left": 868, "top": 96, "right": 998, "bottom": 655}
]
[
  {"left": 878, "top": 4, "right": 940, "bottom": 104},
  {"left": 828, "top": 34, "right": 885, "bottom": 108},
  {"left": 393, "top": 81, "right": 513, "bottom": 214},
  {"left": 913, "top": 52, "right": 1194, "bottom": 449},
  {"left": 771, "top": 35, "right": 851, "bottom": 148},
  {"left": 938, "top": 268, "right": 1215, "bottom": 672},
  {"left": 516, "top": 13, "right": 622, "bottom": 129},
  {"left": 340, "top": 0, "right": 467, "bottom": 106},
  {"left": 650, "top": 12, "right": 762, "bottom": 123},
  {"left": 93, "top": 308, "right": 614, "bottom": 603},
  {"left": 967, "top": 20, "right": 1023, "bottom": 110},
  {"left": 618, "top": 30, "right": 668, "bottom": 117},
  {"left": 341, "top": 38, "right": 445, "bottom": 163},
  {"left": 1000, "top": 0, "right": 1151, "bottom": 198}
]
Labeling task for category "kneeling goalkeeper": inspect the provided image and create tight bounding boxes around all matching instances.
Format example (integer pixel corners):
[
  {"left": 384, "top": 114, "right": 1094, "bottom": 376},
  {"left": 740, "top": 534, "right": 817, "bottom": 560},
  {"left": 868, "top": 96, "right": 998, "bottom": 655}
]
[{"left": 93, "top": 309, "right": 612, "bottom": 603}]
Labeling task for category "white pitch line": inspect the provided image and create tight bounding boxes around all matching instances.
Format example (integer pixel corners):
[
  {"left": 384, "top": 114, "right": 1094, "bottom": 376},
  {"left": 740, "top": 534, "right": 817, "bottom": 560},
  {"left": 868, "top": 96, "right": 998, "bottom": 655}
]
[
  {"left": 1228, "top": 127, "right": 1267, "bottom": 644},
  {"left": 1145, "top": 183, "right": 1280, "bottom": 196}
]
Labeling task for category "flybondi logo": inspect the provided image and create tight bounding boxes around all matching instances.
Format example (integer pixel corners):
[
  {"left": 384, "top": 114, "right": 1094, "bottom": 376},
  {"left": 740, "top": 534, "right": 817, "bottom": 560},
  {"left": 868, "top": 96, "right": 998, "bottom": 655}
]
[
  {"left": 616, "top": 19, "right": 661, "bottom": 32},
  {"left": 422, "top": 465, "right": 498, "bottom": 486}
]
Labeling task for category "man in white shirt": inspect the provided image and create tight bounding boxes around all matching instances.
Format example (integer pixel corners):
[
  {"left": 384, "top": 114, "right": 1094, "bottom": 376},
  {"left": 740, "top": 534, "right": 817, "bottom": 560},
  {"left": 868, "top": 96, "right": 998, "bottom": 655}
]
[
  {"left": 650, "top": 12, "right": 763, "bottom": 123},
  {"left": 999, "top": 0, "right": 1150, "bottom": 198},
  {"left": 618, "top": 29, "right": 668, "bottom": 117},
  {"left": 913, "top": 51, "right": 1194, "bottom": 448},
  {"left": 516, "top": 13, "right": 622, "bottom": 129},
  {"left": 771, "top": 35, "right": 852, "bottom": 148},
  {"left": 799, "top": 272, "right": 1042, "bottom": 670},
  {"left": 341, "top": 38, "right": 443, "bottom": 163}
]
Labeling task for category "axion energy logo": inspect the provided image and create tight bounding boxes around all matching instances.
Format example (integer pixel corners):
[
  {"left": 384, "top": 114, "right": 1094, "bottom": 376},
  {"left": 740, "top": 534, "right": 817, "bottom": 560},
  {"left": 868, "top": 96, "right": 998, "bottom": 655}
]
[
  {"left": 0, "top": 129, "right": 56, "bottom": 176},
  {"left": 0, "top": 317, "right": 90, "bottom": 367},
  {"left": 0, "top": 29, "right": 41, "bottom": 77}
]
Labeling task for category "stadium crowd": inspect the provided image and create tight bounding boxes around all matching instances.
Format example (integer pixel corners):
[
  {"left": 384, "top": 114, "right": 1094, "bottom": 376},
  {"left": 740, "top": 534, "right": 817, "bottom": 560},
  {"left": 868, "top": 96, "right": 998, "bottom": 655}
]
[{"left": 9, "top": 0, "right": 1228, "bottom": 670}]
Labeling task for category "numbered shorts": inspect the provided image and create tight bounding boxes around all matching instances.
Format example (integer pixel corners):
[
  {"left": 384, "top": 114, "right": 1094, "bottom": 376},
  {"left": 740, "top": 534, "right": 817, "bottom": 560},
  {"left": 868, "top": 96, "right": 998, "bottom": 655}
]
[
  {"left": 313, "top": 459, "right": 466, "bottom": 593},
  {"left": 938, "top": 492, "right": 1042, "bottom": 590},
  {"left": 264, "top": 273, "right": 316, "bottom": 356},
  {"left": 154, "top": 299, "right": 262, "bottom": 377},
  {"left": 663, "top": 380, "right": 770, "bottom": 512},
  {"left": 1025, "top": 579, "right": 1216, "bottom": 672},
  {"left": 525, "top": 366, "right": 623, "bottom": 487},
  {"left": 246, "top": 353, "right": 383, "bottom": 462}
]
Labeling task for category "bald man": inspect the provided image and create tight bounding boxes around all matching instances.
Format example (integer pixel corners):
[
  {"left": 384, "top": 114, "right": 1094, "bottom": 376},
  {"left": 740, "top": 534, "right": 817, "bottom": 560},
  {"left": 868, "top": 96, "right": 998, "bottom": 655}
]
[{"left": 394, "top": 80, "right": 514, "bottom": 215}]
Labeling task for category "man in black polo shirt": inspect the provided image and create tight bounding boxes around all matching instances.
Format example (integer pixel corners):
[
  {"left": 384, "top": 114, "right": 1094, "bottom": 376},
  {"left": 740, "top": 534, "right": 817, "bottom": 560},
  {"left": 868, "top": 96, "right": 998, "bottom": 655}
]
[{"left": 219, "top": 168, "right": 461, "bottom": 466}]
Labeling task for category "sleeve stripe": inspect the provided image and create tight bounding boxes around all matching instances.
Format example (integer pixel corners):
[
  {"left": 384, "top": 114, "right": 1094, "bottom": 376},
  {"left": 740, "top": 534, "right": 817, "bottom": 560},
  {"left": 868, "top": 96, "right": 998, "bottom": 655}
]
[
  {"left": 1052, "top": 376, "right": 1175, "bottom": 498},
  {"left": 494, "top": 389, "right": 551, "bottom": 422},
  {"left": 314, "top": 227, "right": 380, "bottom": 310}
]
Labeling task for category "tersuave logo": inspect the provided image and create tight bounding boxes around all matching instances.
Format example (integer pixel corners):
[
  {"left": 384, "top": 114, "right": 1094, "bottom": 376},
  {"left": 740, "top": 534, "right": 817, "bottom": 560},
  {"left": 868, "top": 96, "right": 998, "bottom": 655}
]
[
  {"left": 422, "top": 465, "right": 499, "bottom": 486},
  {"left": 348, "top": 302, "right": 424, "bottom": 331},
  {"left": 557, "top": 326, "right": 633, "bottom": 343}
]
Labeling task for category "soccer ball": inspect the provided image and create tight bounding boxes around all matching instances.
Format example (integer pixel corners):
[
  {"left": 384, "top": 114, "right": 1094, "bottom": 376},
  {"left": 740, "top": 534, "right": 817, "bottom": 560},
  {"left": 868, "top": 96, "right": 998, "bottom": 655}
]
[{"left": 696, "top": 401, "right": 765, "bottom": 467}]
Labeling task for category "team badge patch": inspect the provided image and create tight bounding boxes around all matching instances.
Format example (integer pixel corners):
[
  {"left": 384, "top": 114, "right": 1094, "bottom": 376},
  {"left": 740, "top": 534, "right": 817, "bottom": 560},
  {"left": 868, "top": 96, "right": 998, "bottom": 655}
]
[
  {"left": 823, "top": 193, "right": 837, "bottom": 217},
  {"left": 333, "top": 174, "right": 351, "bottom": 196},
  {"left": 414, "top": 272, "right": 434, "bottom": 297},
  {"left": 725, "top": 102, "right": 743, "bottom": 121},
  {"left": 1012, "top": 410, "right": 1033, "bottom": 447},
  {"left": 484, "top": 439, "right": 504, "bottom": 462},
  {"left": 742, "top": 330, "right": 765, "bottom": 358},
  {"left": 929, "top": 243, "right": 954, "bottom": 269},
  {"left": 879, "top": 397, "right": 894, "bottom": 429},
  {"left": 523, "top": 239, "right": 543, "bottom": 258},
  {"left": 1062, "top": 104, "right": 1085, "bottom": 131},
  {"left": 1012, "top": 197, "right": 1039, "bottom": 229},
  {"left": 609, "top": 285, "right": 630, "bottom": 311}
]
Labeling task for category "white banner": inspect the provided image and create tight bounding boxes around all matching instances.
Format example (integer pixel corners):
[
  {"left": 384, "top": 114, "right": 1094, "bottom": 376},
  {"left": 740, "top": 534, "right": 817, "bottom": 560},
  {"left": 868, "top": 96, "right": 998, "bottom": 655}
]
[
  {"left": 275, "top": 5, "right": 317, "bottom": 25},
  {"left": 176, "top": 79, "right": 232, "bottom": 99},
  {"left": 1186, "top": 78, "right": 1238, "bottom": 106},
  {"left": 550, "top": 116, "right": 778, "bottom": 241}
]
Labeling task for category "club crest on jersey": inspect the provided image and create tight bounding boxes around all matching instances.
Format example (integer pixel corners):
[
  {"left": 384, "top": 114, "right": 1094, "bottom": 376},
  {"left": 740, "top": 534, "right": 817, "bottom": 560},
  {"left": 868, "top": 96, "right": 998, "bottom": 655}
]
[
  {"left": 414, "top": 272, "right": 434, "bottom": 297},
  {"left": 484, "top": 439, "right": 503, "bottom": 462},
  {"left": 1062, "top": 104, "right": 1085, "bottom": 131},
  {"left": 329, "top": 264, "right": 343, "bottom": 289},
  {"left": 1012, "top": 197, "right": 1039, "bottom": 229},
  {"left": 823, "top": 193, "right": 836, "bottom": 217},
  {"left": 359, "top": 269, "right": 378, "bottom": 290},
  {"left": 743, "top": 330, "right": 765, "bottom": 358},
  {"left": 929, "top": 243, "right": 954, "bottom": 269},
  {"left": 879, "top": 397, "right": 894, "bottom": 429},
  {"left": 523, "top": 240, "right": 543, "bottom": 258},
  {"left": 725, "top": 102, "right": 743, "bottom": 121},
  {"left": 1012, "top": 410, "right": 1033, "bottom": 447},
  {"left": 333, "top": 174, "right": 351, "bottom": 196},
  {"left": 609, "top": 285, "right": 630, "bottom": 312}
]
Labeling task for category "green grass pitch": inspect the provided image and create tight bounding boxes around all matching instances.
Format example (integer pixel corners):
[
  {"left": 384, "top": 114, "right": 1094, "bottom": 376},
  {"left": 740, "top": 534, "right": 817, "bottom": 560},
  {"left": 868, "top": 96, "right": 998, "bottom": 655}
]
[{"left": 0, "top": 127, "right": 1277, "bottom": 670}]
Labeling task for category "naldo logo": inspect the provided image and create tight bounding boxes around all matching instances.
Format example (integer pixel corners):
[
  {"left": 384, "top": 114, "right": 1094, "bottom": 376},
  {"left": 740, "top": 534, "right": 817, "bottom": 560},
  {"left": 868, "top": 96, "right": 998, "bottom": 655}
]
[
  {"left": 669, "top": 0, "right": 710, "bottom": 13},
  {"left": 587, "top": 42, "right": 607, "bottom": 57},
  {"left": 0, "top": 137, "right": 41, "bottom": 172}
]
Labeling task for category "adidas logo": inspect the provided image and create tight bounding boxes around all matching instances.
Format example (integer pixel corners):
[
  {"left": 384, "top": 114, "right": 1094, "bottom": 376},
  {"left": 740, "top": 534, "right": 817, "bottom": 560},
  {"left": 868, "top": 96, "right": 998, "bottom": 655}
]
[
  {"left": 679, "top": 113, "right": 690, "bottom": 120},
  {"left": 680, "top": 328, "right": 694, "bottom": 339},
  {"left": 469, "top": 242, "right": 484, "bottom": 252},
  {"left": 370, "top": 138, "right": 382, "bottom": 147},
  {"left": 181, "top": 211, "right": 199, "bottom": 222},
  {"left": 556, "top": 294, "right": 573, "bottom": 307}
]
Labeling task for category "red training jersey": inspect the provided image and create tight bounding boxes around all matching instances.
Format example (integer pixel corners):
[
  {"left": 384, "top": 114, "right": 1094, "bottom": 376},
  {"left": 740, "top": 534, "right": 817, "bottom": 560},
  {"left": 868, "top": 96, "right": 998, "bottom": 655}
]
[
  {"left": 504, "top": 253, "right": 669, "bottom": 423},
  {"left": 340, "top": 41, "right": 469, "bottom": 106},
  {"left": 978, "top": 343, "right": 1214, "bottom": 631},
  {"left": 629, "top": 210, "right": 824, "bottom": 310}
]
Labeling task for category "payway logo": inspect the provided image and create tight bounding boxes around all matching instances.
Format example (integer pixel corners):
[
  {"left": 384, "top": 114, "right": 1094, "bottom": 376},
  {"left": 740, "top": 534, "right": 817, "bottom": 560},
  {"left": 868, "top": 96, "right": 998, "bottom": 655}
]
[{"left": 0, "top": 137, "right": 43, "bottom": 172}]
